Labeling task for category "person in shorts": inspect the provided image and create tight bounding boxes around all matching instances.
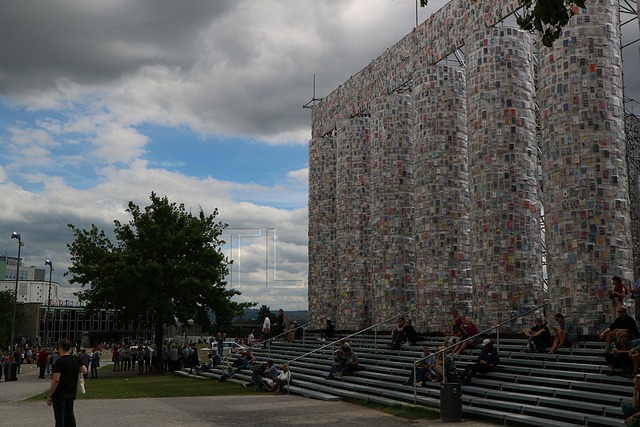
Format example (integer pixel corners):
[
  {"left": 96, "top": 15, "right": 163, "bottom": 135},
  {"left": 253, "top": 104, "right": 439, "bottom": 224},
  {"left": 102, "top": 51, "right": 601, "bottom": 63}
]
[{"left": 548, "top": 313, "right": 578, "bottom": 354}]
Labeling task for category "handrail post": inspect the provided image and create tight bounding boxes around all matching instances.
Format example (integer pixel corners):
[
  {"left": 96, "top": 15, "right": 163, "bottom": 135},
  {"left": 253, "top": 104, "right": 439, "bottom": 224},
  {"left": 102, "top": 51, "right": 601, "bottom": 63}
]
[
  {"left": 413, "top": 362, "right": 417, "bottom": 404},
  {"left": 406, "top": 301, "right": 548, "bottom": 413},
  {"left": 374, "top": 326, "right": 377, "bottom": 347},
  {"left": 286, "top": 307, "right": 418, "bottom": 381}
]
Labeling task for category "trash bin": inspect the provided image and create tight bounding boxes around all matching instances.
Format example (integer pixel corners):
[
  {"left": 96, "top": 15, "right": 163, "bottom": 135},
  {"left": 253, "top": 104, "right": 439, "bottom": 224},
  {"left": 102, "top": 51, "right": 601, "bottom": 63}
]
[
  {"left": 5, "top": 362, "right": 18, "bottom": 381},
  {"left": 440, "top": 382, "right": 461, "bottom": 422}
]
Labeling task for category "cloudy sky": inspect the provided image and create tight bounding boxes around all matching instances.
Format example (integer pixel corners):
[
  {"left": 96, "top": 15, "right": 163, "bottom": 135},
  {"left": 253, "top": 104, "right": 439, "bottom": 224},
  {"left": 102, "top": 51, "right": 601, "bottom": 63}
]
[{"left": 0, "top": 1, "right": 638, "bottom": 312}]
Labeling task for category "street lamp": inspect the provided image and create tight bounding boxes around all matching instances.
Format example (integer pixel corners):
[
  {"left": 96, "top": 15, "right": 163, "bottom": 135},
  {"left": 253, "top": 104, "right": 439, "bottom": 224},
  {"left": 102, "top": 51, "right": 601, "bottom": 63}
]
[
  {"left": 184, "top": 319, "right": 194, "bottom": 345},
  {"left": 9, "top": 232, "right": 23, "bottom": 355},
  {"left": 44, "top": 260, "right": 53, "bottom": 347}
]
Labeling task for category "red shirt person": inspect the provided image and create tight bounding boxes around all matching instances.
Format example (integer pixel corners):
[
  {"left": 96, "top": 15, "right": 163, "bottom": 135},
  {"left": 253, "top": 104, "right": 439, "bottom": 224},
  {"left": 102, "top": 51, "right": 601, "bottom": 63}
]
[{"left": 37, "top": 349, "right": 49, "bottom": 379}]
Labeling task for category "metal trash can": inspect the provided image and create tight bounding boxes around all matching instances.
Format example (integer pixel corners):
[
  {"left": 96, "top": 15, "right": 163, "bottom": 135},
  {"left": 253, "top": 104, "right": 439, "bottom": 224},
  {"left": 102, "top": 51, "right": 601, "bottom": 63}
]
[
  {"left": 440, "top": 382, "right": 462, "bottom": 422},
  {"left": 4, "top": 362, "right": 18, "bottom": 381}
]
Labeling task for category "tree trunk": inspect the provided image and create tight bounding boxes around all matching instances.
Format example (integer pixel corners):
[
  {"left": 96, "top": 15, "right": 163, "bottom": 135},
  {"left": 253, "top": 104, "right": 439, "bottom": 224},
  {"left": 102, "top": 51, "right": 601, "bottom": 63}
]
[{"left": 154, "top": 321, "right": 164, "bottom": 374}]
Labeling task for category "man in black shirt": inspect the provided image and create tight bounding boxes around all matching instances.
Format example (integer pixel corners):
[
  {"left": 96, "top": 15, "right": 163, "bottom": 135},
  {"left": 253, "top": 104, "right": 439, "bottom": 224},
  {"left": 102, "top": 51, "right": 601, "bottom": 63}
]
[
  {"left": 47, "top": 340, "right": 87, "bottom": 427},
  {"left": 525, "top": 318, "right": 552, "bottom": 352},
  {"left": 319, "top": 319, "right": 335, "bottom": 341},
  {"left": 599, "top": 306, "right": 640, "bottom": 349},
  {"left": 460, "top": 339, "right": 500, "bottom": 385}
]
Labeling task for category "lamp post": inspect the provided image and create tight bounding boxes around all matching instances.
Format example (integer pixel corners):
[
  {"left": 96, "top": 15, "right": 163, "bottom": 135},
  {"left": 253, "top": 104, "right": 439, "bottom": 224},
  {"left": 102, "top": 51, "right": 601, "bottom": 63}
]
[
  {"left": 184, "top": 319, "right": 194, "bottom": 345},
  {"left": 44, "top": 260, "right": 53, "bottom": 347},
  {"left": 9, "top": 232, "right": 23, "bottom": 355}
]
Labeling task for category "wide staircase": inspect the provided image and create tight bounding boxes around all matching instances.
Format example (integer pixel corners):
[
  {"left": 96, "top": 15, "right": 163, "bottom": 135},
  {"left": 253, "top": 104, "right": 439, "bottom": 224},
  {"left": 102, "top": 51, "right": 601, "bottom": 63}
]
[{"left": 186, "top": 334, "right": 632, "bottom": 426}]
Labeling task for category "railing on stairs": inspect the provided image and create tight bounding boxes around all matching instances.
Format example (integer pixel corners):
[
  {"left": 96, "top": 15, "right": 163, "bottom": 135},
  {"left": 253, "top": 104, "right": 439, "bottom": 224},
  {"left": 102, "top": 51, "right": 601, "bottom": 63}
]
[
  {"left": 412, "top": 301, "right": 549, "bottom": 404},
  {"left": 261, "top": 317, "right": 324, "bottom": 359},
  {"left": 284, "top": 308, "right": 417, "bottom": 394}
]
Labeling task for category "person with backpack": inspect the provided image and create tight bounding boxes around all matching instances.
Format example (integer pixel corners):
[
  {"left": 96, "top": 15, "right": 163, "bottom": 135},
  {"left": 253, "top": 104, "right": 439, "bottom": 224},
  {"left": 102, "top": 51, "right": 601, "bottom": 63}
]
[
  {"left": 121, "top": 346, "right": 132, "bottom": 370},
  {"left": 90, "top": 348, "right": 100, "bottom": 379}
]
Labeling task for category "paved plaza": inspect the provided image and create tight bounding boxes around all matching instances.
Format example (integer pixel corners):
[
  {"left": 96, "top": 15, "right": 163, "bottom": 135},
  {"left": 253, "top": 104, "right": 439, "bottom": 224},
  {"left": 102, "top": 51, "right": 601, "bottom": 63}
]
[{"left": 0, "top": 362, "right": 496, "bottom": 426}]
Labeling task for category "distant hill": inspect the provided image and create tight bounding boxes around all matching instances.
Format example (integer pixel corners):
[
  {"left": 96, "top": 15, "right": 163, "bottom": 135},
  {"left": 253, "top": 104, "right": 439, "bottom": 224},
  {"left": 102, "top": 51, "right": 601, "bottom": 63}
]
[{"left": 235, "top": 308, "right": 308, "bottom": 322}]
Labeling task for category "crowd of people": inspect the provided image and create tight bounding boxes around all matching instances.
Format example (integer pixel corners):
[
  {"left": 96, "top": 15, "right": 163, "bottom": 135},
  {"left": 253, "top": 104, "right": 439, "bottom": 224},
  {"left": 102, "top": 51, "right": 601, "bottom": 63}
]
[
  {"left": 0, "top": 344, "right": 103, "bottom": 382},
  {"left": 6, "top": 302, "right": 640, "bottom": 425}
]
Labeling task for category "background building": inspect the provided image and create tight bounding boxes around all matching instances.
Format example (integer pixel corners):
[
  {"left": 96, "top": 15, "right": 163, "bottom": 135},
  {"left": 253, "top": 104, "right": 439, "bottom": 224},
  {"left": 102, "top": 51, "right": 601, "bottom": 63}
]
[{"left": 0, "top": 255, "right": 60, "bottom": 304}]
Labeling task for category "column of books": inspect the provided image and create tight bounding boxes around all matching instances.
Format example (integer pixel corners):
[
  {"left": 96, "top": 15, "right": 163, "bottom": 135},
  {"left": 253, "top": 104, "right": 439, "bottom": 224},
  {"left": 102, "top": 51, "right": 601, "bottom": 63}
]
[
  {"left": 539, "top": 0, "right": 633, "bottom": 331},
  {"left": 308, "top": 135, "right": 337, "bottom": 325},
  {"left": 370, "top": 93, "right": 416, "bottom": 327},
  {"left": 336, "top": 117, "right": 373, "bottom": 330},
  {"left": 412, "top": 65, "right": 472, "bottom": 331},
  {"left": 466, "top": 27, "right": 543, "bottom": 329}
]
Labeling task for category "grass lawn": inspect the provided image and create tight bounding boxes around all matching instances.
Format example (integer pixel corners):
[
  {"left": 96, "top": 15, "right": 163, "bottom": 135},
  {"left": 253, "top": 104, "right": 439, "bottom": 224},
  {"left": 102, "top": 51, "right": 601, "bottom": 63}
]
[{"left": 26, "top": 370, "right": 262, "bottom": 401}]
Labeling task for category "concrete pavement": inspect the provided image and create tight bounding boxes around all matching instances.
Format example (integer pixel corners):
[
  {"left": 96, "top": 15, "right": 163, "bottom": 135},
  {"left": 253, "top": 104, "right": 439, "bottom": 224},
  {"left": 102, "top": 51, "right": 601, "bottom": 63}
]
[{"left": 0, "top": 362, "right": 497, "bottom": 426}]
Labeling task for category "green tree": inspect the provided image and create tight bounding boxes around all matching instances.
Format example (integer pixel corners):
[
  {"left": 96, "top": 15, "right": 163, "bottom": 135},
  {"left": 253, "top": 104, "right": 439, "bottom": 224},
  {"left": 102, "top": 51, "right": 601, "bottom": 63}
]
[
  {"left": 515, "top": 0, "right": 586, "bottom": 47},
  {"left": 257, "top": 304, "right": 272, "bottom": 321},
  {"left": 420, "top": 0, "right": 586, "bottom": 47},
  {"left": 0, "top": 290, "right": 14, "bottom": 348},
  {"left": 66, "top": 192, "right": 253, "bottom": 371}
]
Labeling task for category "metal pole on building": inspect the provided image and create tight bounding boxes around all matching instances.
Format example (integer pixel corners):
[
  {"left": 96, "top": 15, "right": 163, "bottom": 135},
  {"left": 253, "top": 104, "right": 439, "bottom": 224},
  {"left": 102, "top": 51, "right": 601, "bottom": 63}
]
[
  {"left": 9, "top": 232, "right": 23, "bottom": 354},
  {"left": 45, "top": 260, "right": 53, "bottom": 347}
]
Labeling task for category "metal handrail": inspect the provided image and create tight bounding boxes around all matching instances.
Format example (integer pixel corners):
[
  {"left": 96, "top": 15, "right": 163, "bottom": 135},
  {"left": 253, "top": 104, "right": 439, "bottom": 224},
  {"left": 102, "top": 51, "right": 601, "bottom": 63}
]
[
  {"left": 263, "top": 317, "right": 323, "bottom": 358},
  {"left": 285, "top": 307, "right": 417, "bottom": 394},
  {"left": 412, "top": 301, "right": 548, "bottom": 404}
]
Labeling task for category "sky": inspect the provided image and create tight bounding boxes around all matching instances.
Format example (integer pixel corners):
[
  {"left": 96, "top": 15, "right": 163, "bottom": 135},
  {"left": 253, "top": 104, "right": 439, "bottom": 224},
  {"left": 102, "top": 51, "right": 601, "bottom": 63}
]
[{"left": 0, "top": 1, "right": 638, "bottom": 312}]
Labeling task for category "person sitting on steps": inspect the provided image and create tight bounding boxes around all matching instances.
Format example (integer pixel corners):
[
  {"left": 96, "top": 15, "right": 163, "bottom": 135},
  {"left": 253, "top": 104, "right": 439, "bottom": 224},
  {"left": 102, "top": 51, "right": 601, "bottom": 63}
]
[
  {"left": 442, "top": 316, "right": 466, "bottom": 348},
  {"left": 600, "top": 306, "right": 640, "bottom": 350},
  {"left": 605, "top": 330, "right": 635, "bottom": 378},
  {"left": 326, "top": 340, "right": 349, "bottom": 379},
  {"left": 319, "top": 319, "right": 335, "bottom": 342},
  {"left": 460, "top": 339, "right": 499, "bottom": 385},
  {"left": 548, "top": 313, "right": 578, "bottom": 354},
  {"left": 525, "top": 318, "right": 552, "bottom": 353}
]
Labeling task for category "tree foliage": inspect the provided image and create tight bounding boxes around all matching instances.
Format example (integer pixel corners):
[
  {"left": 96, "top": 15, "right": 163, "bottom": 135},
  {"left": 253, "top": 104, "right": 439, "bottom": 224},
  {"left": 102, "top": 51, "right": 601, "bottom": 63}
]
[
  {"left": 67, "top": 192, "right": 253, "bottom": 361},
  {"left": 516, "top": 0, "right": 586, "bottom": 47},
  {"left": 0, "top": 290, "right": 14, "bottom": 348},
  {"left": 257, "top": 304, "right": 273, "bottom": 321},
  {"left": 419, "top": 0, "right": 586, "bottom": 47}
]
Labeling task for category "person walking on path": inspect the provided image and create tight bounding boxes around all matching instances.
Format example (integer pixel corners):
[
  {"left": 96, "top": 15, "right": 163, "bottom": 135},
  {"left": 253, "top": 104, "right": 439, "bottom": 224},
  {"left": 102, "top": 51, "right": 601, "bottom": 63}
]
[
  {"left": 90, "top": 348, "right": 100, "bottom": 379},
  {"left": 47, "top": 339, "right": 87, "bottom": 427},
  {"left": 37, "top": 348, "right": 49, "bottom": 379},
  {"left": 78, "top": 348, "right": 90, "bottom": 380}
]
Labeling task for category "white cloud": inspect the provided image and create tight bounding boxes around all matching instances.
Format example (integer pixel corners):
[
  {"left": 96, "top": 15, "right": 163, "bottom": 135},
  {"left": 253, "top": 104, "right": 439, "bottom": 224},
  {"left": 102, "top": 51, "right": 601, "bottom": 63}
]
[
  {"left": 287, "top": 168, "right": 308, "bottom": 184},
  {"left": 2, "top": 0, "right": 634, "bottom": 314},
  {"left": 91, "top": 125, "right": 149, "bottom": 163}
]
